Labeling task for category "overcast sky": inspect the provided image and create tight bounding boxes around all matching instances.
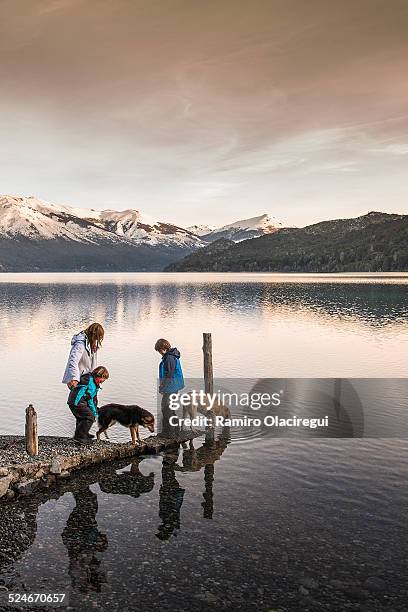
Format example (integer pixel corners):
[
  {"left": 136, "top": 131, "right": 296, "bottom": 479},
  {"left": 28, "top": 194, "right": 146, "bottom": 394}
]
[{"left": 1, "top": 0, "right": 408, "bottom": 227}]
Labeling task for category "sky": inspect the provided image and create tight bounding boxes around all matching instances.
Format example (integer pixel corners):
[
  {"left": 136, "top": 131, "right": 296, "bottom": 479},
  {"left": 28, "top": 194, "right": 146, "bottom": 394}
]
[{"left": 0, "top": 0, "right": 408, "bottom": 228}]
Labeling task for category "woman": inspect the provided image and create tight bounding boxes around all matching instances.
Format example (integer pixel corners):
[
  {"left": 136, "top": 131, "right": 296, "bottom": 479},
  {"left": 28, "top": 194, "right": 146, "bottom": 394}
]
[{"left": 62, "top": 323, "right": 105, "bottom": 389}]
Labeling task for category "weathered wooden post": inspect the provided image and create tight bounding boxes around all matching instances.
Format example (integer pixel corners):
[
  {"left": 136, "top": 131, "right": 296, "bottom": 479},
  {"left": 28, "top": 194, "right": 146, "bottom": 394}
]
[
  {"left": 203, "top": 333, "right": 215, "bottom": 441},
  {"left": 25, "top": 404, "right": 38, "bottom": 456},
  {"left": 203, "top": 332, "right": 214, "bottom": 395}
]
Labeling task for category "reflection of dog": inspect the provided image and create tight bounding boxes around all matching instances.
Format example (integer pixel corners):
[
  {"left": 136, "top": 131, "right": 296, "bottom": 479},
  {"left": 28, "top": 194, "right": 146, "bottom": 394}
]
[
  {"left": 96, "top": 404, "right": 155, "bottom": 444},
  {"left": 98, "top": 461, "right": 155, "bottom": 498},
  {"left": 182, "top": 392, "right": 231, "bottom": 428}
]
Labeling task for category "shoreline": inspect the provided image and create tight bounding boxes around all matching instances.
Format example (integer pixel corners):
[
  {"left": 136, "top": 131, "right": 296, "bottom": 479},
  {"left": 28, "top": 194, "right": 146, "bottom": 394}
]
[{"left": 0, "top": 432, "right": 202, "bottom": 502}]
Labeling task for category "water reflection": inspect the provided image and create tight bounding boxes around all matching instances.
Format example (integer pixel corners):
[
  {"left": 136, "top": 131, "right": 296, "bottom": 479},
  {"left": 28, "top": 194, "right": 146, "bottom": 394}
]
[
  {"left": 62, "top": 487, "right": 108, "bottom": 593},
  {"left": 1, "top": 275, "right": 407, "bottom": 436},
  {"left": 0, "top": 279, "right": 407, "bottom": 342},
  {"left": 99, "top": 460, "right": 155, "bottom": 498},
  {"left": 0, "top": 433, "right": 231, "bottom": 594},
  {"left": 176, "top": 430, "right": 231, "bottom": 520},
  {"left": 156, "top": 449, "right": 185, "bottom": 541}
]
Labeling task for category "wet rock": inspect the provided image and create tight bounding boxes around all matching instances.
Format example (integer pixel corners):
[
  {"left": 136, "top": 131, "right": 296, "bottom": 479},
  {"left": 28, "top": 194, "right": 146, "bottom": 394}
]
[
  {"left": 44, "top": 474, "right": 56, "bottom": 487},
  {"left": 203, "top": 591, "right": 218, "bottom": 603},
  {"left": 299, "top": 576, "right": 319, "bottom": 590},
  {"left": 344, "top": 586, "right": 369, "bottom": 601},
  {"left": 330, "top": 579, "right": 346, "bottom": 590},
  {"left": 195, "top": 591, "right": 218, "bottom": 604},
  {"left": 0, "top": 476, "right": 11, "bottom": 498},
  {"left": 364, "top": 576, "right": 386, "bottom": 593},
  {"left": 15, "top": 479, "right": 41, "bottom": 496},
  {"left": 50, "top": 458, "right": 61, "bottom": 475}
]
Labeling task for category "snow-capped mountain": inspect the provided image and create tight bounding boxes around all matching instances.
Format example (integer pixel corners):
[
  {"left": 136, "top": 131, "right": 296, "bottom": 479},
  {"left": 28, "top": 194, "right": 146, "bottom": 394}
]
[
  {"left": 0, "top": 195, "right": 203, "bottom": 271},
  {"left": 186, "top": 224, "right": 216, "bottom": 236},
  {"left": 196, "top": 213, "right": 284, "bottom": 243},
  {"left": 0, "top": 195, "right": 202, "bottom": 248},
  {"left": 0, "top": 195, "right": 285, "bottom": 271}
]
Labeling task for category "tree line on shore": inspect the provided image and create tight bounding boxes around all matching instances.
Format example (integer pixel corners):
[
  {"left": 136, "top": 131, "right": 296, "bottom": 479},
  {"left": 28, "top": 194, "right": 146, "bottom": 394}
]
[{"left": 165, "top": 212, "right": 408, "bottom": 273}]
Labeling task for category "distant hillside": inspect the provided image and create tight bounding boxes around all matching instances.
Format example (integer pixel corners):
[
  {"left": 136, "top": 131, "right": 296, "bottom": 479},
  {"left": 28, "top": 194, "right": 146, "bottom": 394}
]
[{"left": 164, "top": 212, "right": 408, "bottom": 272}]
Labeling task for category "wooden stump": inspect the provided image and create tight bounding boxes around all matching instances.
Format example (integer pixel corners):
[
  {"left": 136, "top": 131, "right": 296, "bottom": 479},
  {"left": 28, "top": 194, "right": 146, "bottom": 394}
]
[
  {"left": 25, "top": 404, "right": 38, "bottom": 456},
  {"left": 203, "top": 333, "right": 215, "bottom": 441},
  {"left": 202, "top": 332, "right": 214, "bottom": 395}
]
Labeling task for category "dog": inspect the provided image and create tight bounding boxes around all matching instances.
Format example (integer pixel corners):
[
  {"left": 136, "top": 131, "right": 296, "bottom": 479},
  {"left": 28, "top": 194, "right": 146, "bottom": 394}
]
[
  {"left": 182, "top": 392, "right": 231, "bottom": 428},
  {"left": 96, "top": 403, "right": 155, "bottom": 444}
]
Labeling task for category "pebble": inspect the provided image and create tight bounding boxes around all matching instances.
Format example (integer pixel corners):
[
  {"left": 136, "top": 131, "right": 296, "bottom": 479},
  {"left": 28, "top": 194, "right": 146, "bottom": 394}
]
[
  {"left": 299, "top": 576, "right": 319, "bottom": 590},
  {"left": 364, "top": 576, "right": 386, "bottom": 593}
]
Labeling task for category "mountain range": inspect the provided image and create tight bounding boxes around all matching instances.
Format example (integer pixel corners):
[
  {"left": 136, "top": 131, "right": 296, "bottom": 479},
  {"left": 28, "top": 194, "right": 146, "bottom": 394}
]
[
  {"left": 1, "top": 196, "right": 406, "bottom": 273},
  {"left": 0, "top": 195, "right": 281, "bottom": 271},
  {"left": 187, "top": 213, "right": 283, "bottom": 242},
  {"left": 165, "top": 212, "right": 408, "bottom": 273}
]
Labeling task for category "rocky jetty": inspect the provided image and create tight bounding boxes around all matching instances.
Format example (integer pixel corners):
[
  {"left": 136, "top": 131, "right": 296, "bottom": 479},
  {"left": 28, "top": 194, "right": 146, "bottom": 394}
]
[{"left": 0, "top": 433, "right": 201, "bottom": 501}]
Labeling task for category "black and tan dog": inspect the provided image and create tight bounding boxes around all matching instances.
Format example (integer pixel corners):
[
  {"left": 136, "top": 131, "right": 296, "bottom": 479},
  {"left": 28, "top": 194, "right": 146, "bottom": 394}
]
[{"left": 96, "top": 403, "right": 155, "bottom": 444}]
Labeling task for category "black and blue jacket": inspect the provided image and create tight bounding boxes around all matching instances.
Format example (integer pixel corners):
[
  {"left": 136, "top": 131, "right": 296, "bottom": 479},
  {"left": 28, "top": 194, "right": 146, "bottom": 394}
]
[
  {"left": 159, "top": 348, "right": 185, "bottom": 394},
  {"left": 67, "top": 372, "right": 101, "bottom": 417}
]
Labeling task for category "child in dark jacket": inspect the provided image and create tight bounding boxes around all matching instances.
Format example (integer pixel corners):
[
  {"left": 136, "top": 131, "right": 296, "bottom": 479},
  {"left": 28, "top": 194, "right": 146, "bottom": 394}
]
[
  {"left": 155, "top": 339, "right": 184, "bottom": 435},
  {"left": 68, "top": 366, "right": 109, "bottom": 444}
]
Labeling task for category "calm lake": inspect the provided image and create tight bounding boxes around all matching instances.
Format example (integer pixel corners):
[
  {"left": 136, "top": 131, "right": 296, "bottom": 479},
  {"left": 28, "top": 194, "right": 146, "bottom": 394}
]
[{"left": 0, "top": 273, "right": 407, "bottom": 610}]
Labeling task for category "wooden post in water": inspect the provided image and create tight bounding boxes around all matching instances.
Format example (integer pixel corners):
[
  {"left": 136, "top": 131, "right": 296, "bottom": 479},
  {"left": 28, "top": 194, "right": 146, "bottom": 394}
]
[
  {"left": 25, "top": 404, "right": 38, "bottom": 456},
  {"left": 203, "top": 333, "right": 215, "bottom": 441},
  {"left": 203, "top": 333, "right": 214, "bottom": 395}
]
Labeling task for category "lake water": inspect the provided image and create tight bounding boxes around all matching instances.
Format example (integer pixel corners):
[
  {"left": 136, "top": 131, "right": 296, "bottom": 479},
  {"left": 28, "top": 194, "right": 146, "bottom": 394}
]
[{"left": 0, "top": 273, "right": 407, "bottom": 610}]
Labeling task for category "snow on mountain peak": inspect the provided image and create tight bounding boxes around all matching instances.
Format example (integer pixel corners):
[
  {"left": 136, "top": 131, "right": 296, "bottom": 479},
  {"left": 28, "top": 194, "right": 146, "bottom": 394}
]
[
  {"left": 218, "top": 213, "right": 283, "bottom": 233},
  {"left": 186, "top": 224, "right": 216, "bottom": 236},
  {"left": 0, "top": 195, "right": 202, "bottom": 248},
  {"left": 186, "top": 213, "right": 284, "bottom": 242},
  {"left": 0, "top": 195, "right": 285, "bottom": 250}
]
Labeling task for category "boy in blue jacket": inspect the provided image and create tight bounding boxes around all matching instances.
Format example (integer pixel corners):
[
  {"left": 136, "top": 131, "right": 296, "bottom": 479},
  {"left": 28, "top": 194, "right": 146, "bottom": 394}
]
[
  {"left": 68, "top": 366, "right": 109, "bottom": 445},
  {"left": 155, "top": 339, "right": 184, "bottom": 435}
]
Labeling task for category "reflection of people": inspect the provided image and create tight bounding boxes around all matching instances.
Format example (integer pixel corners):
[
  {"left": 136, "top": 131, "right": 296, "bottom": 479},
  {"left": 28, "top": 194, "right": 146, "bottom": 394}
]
[
  {"left": 156, "top": 450, "right": 185, "bottom": 540},
  {"left": 62, "top": 323, "right": 105, "bottom": 390},
  {"left": 62, "top": 487, "right": 108, "bottom": 593},
  {"left": 67, "top": 366, "right": 109, "bottom": 444},
  {"left": 155, "top": 338, "right": 184, "bottom": 437}
]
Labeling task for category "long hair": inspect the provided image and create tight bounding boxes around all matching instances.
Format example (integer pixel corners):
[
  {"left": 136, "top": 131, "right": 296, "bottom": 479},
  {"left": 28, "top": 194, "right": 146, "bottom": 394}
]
[{"left": 84, "top": 323, "right": 104, "bottom": 352}]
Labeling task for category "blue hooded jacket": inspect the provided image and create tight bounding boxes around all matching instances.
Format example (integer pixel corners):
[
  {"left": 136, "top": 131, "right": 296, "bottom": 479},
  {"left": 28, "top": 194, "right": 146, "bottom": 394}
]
[
  {"left": 67, "top": 372, "right": 101, "bottom": 417},
  {"left": 159, "top": 348, "right": 184, "bottom": 394}
]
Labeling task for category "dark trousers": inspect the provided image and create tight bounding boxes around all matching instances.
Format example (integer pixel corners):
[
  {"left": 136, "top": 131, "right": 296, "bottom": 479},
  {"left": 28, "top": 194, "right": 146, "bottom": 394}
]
[
  {"left": 160, "top": 393, "right": 180, "bottom": 438},
  {"left": 69, "top": 400, "right": 95, "bottom": 440}
]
